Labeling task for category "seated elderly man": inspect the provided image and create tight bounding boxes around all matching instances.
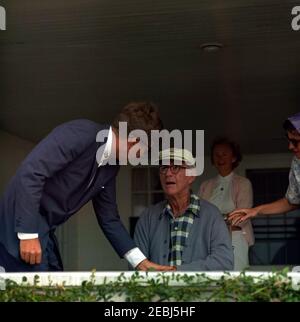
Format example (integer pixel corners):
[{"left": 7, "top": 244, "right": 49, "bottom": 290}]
[{"left": 134, "top": 148, "right": 234, "bottom": 271}]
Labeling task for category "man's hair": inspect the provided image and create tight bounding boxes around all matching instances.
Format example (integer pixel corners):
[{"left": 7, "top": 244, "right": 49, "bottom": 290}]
[
  {"left": 210, "top": 137, "right": 242, "bottom": 169},
  {"left": 283, "top": 119, "right": 296, "bottom": 132},
  {"left": 112, "top": 101, "right": 163, "bottom": 137}
]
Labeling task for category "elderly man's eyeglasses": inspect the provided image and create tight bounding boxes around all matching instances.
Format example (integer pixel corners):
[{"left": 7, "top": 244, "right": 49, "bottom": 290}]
[
  {"left": 286, "top": 134, "right": 300, "bottom": 148},
  {"left": 159, "top": 165, "right": 188, "bottom": 174}
]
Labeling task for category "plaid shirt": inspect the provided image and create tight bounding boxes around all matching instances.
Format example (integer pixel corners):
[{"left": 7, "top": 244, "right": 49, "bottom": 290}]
[{"left": 163, "top": 193, "right": 200, "bottom": 266}]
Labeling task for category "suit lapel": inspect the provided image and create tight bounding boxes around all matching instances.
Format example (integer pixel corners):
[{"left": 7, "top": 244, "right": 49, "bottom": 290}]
[{"left": 85, "top": 125, "right": 110, "bottom": 191}]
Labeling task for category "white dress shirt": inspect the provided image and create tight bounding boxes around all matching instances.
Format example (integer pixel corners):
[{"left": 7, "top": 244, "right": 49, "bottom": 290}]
[{"left": 18, "top": 126, "right": 146, "bottom": 268}]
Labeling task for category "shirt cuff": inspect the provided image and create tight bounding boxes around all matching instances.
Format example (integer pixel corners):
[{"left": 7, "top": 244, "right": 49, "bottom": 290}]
[
  {"left": 17, "top": 233, "right": 39, "bottom": 240},
  {"left": 124, "top": 247, "right": 146, "bottom": 268}
]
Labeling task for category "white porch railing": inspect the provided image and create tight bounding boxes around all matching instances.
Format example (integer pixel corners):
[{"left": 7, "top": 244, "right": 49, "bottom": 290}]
[{"left": 1, "top": 271, "right": 300, "bottom": 287}]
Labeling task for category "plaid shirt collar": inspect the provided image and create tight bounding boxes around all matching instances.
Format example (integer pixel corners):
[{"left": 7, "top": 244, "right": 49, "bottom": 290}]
[{"left": 161, "top": 193, "right": 201, "bottom": 219}]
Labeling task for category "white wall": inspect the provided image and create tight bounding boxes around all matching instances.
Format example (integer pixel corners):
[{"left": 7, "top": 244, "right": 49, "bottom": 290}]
[{"left": 0, "top": 130, "right": 35, "bottom": 192}]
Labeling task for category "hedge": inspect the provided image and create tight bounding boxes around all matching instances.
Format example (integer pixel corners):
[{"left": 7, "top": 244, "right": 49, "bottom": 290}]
[{"left": 0, "top": 269, "right": 300, "bottom": 302}]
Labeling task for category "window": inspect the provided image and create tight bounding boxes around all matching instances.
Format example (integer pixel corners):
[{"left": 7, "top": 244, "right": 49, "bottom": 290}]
[
  {"left": 247, "top": 168, "right": 300, "bottom": 265},
  {"left": 130, "top": 167, "right": 164, "bottom": 236}
]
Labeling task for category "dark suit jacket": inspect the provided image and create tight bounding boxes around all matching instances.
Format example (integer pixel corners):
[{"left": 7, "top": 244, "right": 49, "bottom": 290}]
[{"left": 0, "top": 119, "right": 136, "bottom": 263}]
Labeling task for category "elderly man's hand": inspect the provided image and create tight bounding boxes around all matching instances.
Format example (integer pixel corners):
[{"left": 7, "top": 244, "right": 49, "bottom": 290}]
[
  {"left": 20, "top": 238, "right": 42, "bottom": 265},
  {"left": 137, "top": 259, "right": 176, "bottom": 271},
  {"left": 228, "top": 208, "right": 258, "bottom": 226}
]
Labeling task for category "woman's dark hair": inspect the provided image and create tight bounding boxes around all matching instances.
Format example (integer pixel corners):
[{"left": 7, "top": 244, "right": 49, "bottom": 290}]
[
  {"left": 112, "top": 101, "right": 163, "bottom": 138},
  {"left": 210, "top": 137, "right": 242, "bottom": 169},
  {"left": 283, "top": 119, "right": 296, "bottom": 132}
]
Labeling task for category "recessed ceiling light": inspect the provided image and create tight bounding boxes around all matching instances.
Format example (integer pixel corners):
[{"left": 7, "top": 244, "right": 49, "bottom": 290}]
[{"left": 200, "top": 42, "right": 223, "bottom": 52}]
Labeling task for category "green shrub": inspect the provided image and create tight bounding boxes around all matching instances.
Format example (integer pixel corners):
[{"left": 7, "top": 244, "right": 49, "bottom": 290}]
[{"left": 0, "top": 269, "right": 300, "bottom": 302}]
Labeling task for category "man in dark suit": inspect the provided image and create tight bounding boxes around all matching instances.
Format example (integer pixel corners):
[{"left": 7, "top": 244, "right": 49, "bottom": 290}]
[{"left": 0, "top": 102, "right": 174, "bottom": 272}]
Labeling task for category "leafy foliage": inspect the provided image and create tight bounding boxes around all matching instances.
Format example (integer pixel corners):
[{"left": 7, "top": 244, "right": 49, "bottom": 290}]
[{"left": 0, "top": 269, "right": 300, "bottom": 302}]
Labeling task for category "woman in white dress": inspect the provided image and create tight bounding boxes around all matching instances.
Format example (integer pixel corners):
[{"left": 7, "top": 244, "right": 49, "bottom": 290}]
[{"left": 199, "top": 137, "right": 254, "bottom": 271}]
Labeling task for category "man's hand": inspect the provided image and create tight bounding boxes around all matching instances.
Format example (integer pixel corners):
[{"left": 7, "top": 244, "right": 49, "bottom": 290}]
[
  {"left": 20, "top": 238, "right": 42, "bottom": 265},
  {"left": 228, "top": 208, "right": 258, "bottom": 226},
  {"left": 136, "top": 259, "right": 176, "bottom": 271}
]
